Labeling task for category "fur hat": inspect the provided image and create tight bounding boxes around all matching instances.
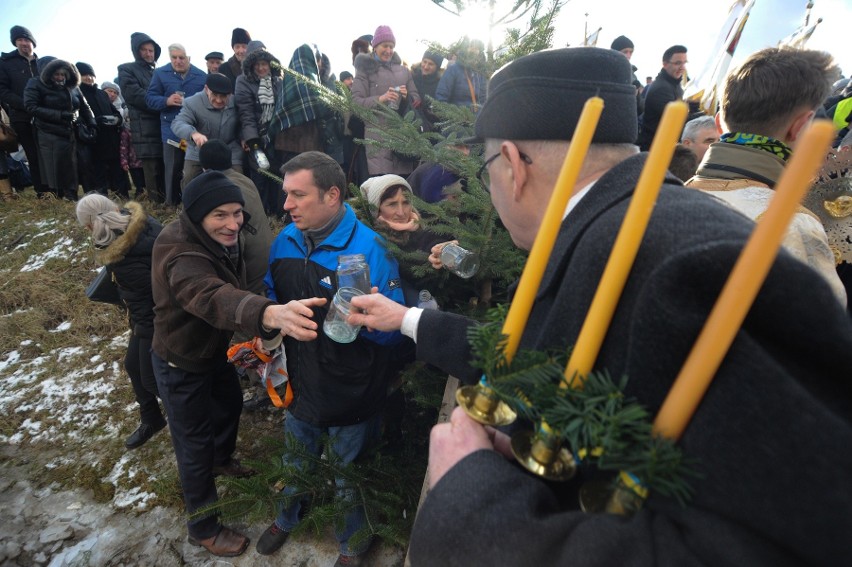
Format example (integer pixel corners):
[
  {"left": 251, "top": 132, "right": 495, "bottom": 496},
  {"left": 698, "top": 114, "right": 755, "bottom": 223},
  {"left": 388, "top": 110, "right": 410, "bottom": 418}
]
[
  {"left": 182, "top": 171, "right": 244, "bottom": 223},
  {"left": 10, "top": 25, "right": 36, "bottom": 48},
  {"left": 372, "top": 25, "right": 395, "bottom": 47},
  {"left": 205, "top": 73, "right": 232, "bottom": 94},
  {"left": 361, "top": 174, "right": 411, "bottom": 215},
  {"left": 75, "top": 62, "right": 95, "bottom": 77},
  {"left": 422, "top": 51, "right": 444, "bottom": 68},
  {"left": 231, "top": 28, "right": 251, "bottom": 47},
  {"left": 205, "top": 51, "right": 224, "bottom": 61},
  {"left": 611, "top": 35, "right": 634, "bottom": 52},
  {"left": 199, "top": 140, "right": 232, "bottom": 171},
  {"left": 473, "top": 47, "right": 638, "bottom": 144}
]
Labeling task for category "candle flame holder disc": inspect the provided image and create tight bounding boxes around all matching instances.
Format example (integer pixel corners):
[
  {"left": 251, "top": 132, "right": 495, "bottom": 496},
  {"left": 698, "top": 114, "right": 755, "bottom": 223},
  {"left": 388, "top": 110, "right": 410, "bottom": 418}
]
[
  {"left": 511, "top": 427, "right": 577, "bottom": 482},
  {"left": 455, "top": 382, "right": 517, "bottom": 427}
]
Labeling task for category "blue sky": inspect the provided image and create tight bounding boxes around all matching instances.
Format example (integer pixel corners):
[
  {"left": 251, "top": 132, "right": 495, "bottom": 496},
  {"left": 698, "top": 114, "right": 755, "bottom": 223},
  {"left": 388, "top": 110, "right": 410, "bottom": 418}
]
[{"left": 4, "top": 0, "right": 849, "bottom": 89}]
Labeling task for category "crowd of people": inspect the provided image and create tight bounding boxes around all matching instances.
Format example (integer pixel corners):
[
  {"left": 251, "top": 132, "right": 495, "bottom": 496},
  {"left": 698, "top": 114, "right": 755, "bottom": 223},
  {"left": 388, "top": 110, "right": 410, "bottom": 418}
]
[{"left": 3, "top": 20, "right": 852, "bottom": 567}]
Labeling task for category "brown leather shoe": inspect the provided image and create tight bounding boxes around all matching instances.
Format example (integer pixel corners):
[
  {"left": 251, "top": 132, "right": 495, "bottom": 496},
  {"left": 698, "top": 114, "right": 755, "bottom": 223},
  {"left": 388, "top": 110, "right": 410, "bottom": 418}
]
[
  {"left": 212, "top": 457, "right": 256, "bottom": 478},
  {"left": 188, "top": 526, "right": 250, "bottom": 557}
]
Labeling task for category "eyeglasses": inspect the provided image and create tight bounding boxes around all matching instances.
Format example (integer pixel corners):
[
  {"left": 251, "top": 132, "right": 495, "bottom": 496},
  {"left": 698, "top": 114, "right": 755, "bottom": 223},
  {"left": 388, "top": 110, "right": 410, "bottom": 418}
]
[
  {"left": 476, "top": 151, "right": 533, "bottom": 190},
  {"left": 666, "top": 60, "right": 688, "bottom": 67}
]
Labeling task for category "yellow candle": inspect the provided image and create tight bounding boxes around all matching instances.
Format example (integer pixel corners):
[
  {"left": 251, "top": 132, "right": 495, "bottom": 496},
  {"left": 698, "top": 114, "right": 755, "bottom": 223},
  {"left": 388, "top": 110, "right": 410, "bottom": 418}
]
[
  {"left": 562, "top": 101, "right": 689, "bottom": 387},
  {"left": 653, "top": 120, "right": 836, "bottom": 440},
  {"left": 501, "top": 97, "right": 604, "bottom": 362}
]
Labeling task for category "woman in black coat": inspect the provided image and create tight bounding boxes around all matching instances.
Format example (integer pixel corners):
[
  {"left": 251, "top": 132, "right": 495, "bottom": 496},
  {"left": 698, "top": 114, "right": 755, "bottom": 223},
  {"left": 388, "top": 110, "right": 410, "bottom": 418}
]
[
  {"left": 76, "top": 194, "right": 166, "bottom": 449},
  {"left": 23, "top": 58, "right": 95, "bottom": 200},
  {"left": 234, "top": 42, "right": 283, "bottom": 215}
]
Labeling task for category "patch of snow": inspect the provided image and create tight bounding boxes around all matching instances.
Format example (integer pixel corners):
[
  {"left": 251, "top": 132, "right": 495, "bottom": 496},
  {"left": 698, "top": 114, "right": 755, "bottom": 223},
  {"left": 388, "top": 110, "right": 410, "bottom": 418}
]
[
  {"left": 50, "top": 321, "right": 72, "bottom": 333},
  {"left": 0, "top": 350, "right": 21, "bottom": 371}
]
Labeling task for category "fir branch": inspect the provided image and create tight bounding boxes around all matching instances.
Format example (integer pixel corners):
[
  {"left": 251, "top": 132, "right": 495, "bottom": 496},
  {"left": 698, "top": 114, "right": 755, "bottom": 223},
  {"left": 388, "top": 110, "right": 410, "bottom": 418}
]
[{"left": 466, "top": 306, "right": 699, "bottom": 505}]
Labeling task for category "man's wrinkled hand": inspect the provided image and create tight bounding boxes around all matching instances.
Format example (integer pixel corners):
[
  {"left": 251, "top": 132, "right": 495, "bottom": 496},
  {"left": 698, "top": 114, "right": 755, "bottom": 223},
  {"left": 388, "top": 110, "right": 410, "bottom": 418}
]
[
  {"left": 428, "top": 407, "right": 497, "bottom": 488},
  {"left": 262, "top": 297, "right": 327, "bottom": 341}
]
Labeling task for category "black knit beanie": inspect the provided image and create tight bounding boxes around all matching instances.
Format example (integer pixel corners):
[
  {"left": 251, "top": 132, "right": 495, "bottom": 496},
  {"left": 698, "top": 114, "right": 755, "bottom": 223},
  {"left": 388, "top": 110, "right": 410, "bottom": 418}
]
[
  {"left": 182, "top": 171, "right": 244, "bottom": 223},
  {"left": 473, "top": 47, "right": 638, "bottom": 144},
  {"left": 76, "top": 62, "right": 95, "bottom": 77},
  {"left": 422, "top": 50, "right": 445, "bottom": 68},
  {"left": 10, "top": 25, "right": 36, "bottom": 48},
  {"left": 610, "top": 35, "right": 634, "bottom": 52},
  {"left": 199, "top": 140, "right": 233, "bottom": 172},
  {"left": 231, "top": 28, "right": 251, "bottom": 47}
]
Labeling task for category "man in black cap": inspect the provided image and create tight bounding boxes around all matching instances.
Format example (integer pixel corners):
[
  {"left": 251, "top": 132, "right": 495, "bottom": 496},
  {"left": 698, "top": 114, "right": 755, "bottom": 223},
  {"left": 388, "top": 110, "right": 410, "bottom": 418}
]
[
  {"left": 349, "top": 46, "right": 852, "bottom": 565},
  {"left": 637, "top": 44, "right": 688, "bottom": 150},
  {"left": 219, "top": 28, "right": 251, "bottom": 89},
  {"left": 205, "top": 51, "right": 224, "bottom": 74},
  {"left": 0, "top": 25, "right": 49, "bottom": 196},
  {"left": 151, "top": 170, "right": 325, "bottom": 558},
  {"left": 171, "top": 72, "right": 241, "bottom": 187}
]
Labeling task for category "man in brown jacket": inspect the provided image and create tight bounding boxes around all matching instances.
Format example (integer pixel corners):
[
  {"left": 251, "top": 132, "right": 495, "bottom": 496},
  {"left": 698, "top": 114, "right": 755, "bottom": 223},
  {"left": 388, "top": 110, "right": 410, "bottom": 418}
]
[{"left": 151, "top": 170, "right": 324, "bottom": 558}]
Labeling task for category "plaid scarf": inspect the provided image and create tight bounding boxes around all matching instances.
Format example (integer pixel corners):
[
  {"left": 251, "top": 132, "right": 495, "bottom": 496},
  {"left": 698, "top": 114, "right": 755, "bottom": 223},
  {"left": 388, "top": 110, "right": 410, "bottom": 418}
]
[
  {"left": 721, "top": 132, "right": 793, "bottom": 162},
  {"left": 267, "top": 44, "right": 324, "bottom": 138}
]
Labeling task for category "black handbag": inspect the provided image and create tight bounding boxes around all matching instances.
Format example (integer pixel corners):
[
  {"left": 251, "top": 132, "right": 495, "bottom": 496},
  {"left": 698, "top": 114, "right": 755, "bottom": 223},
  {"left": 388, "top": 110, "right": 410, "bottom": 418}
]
[
  {"left": 75, "top": 121, "right": 98, "bottom": 145},
  {"left": 85, "top": 266, "right": 122, "bottom": 305}
]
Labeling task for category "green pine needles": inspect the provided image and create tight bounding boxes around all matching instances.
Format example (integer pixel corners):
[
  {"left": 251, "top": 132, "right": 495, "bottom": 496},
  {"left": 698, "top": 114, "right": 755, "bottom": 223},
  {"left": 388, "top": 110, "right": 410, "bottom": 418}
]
[{"left": 468, "top": 306, "right": 699, "bottom": 505}]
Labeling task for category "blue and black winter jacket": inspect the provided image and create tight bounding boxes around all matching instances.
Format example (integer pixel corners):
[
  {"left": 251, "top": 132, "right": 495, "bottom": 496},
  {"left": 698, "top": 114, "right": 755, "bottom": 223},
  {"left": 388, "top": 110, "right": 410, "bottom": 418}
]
[{"left": 265, "top": 204, "right": 405, "bottom": 426}]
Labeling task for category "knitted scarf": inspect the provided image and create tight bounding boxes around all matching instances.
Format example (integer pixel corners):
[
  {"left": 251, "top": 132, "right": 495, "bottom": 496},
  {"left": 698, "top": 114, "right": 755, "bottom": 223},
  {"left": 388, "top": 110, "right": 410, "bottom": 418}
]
[
  {"left": 257, "top": 76, "right": 275, "bottom": 130},
  {"left": 721, "top": 132, "right": 793, "bottom": 162}
]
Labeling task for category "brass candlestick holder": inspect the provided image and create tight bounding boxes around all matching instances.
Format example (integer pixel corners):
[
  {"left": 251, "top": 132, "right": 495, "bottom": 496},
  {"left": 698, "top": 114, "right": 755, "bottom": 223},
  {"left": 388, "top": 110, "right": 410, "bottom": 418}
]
[
  {"left": 578, "top": 471, "right": 647, "bottom": 516},
  {"left": 455, "top": 376, "right": 517, "bottom": 427},
  {"left": 511, "top": 422, "right": 577, "bottom": 482}
]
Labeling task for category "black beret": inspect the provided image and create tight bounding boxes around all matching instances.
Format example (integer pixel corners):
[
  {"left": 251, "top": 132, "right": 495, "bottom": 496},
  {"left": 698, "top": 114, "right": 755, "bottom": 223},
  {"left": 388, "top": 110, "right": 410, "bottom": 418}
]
[
  {"left": 205, "top": 51, "right": 224, "bottom": 61},
  {"left": 206, "top": 72, "right": 232, "bottom": 94},
  {"left": 183, "top": 171, "right": 244, "bottom": 223},
  {"left": 10, "top": 25, "right": 36, "bottom": 48},
  {"left": 75, "top": 62, "right": 95, "bottom": 77},
  {"left": 611, "top": 35, "right": 634, "bottom": 52},
  {"left": 231, "top": 28, "right": 251, "bottom": 47},
  {"left": 199, "top": 140, "right": 232, "bottom": 171},
  {"left": 473, "top": 47, "right": 638, "bottom": 144}
]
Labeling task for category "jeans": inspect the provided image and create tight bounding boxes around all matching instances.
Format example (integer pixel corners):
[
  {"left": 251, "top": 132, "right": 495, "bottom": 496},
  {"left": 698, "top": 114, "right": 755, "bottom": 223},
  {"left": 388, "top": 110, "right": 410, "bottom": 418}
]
[{"left": 275, "top": 412, "right": 380, "bottom": 556}]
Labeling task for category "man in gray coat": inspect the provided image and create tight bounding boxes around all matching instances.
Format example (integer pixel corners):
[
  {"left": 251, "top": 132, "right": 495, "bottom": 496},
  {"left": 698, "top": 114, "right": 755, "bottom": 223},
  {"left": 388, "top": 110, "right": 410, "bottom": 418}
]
[
  {"left": 349, "top": 47, "right": 852, "bottom": 566},
  {"left": 171, "top": 72, "right": 242, "bottom": 188}
]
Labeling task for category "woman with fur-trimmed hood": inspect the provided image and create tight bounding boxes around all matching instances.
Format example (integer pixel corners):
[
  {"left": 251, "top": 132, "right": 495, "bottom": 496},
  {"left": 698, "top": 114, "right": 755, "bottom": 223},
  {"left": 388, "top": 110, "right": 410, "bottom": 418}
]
[
  {"left": 76, "top": 194, "right": 167, "bottom": 449},
  {"left": 23, "top": 58, "right": 95, "bottom": 200},
  {"left": 351, "top": 25, "right": 421, "bottom": 176}
]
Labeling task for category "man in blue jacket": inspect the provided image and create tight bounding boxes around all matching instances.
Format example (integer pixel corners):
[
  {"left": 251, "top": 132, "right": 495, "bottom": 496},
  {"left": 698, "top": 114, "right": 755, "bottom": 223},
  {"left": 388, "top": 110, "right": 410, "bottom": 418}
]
[
  {"left": 145, "top": 43, "right": 205, "bottom": 205},
  {"left": 256, "top": 151, "right": 404, "bottom": 566}
]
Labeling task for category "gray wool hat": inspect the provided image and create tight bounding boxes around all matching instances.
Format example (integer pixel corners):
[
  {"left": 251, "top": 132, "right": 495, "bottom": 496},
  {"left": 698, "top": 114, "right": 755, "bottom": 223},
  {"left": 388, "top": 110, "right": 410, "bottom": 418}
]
[{"left": 473, "top": 47, "right": 638, "bottom": 144}]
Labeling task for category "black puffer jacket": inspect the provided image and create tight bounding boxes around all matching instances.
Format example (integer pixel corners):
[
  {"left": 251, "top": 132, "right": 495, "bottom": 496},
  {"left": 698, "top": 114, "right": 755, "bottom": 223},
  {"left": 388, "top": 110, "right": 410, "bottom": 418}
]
[
  {"left": 97, "top": 202, "right": 162, "bottom": 338},
  {"left": 0, "top": 49, "right": 39, "bottom": 122},
  {"left": 117, "top": 32, "right": 162, "bottom": 159},
  {"left": 23, "top": 58, "right": 94, "bottom": 138},
  {"left": 234, "top": 48, "right": 282, "bottom": 142}
]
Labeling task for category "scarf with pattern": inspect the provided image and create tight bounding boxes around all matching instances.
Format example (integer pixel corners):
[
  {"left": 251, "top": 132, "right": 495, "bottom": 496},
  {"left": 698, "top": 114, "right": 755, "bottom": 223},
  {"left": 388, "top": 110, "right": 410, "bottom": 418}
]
[
  {"left": 721, "top": 132, "right": 793, "bottom": 162},
  {"left": 267, "top": 44, "right": 325, "bottom": 139}
]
